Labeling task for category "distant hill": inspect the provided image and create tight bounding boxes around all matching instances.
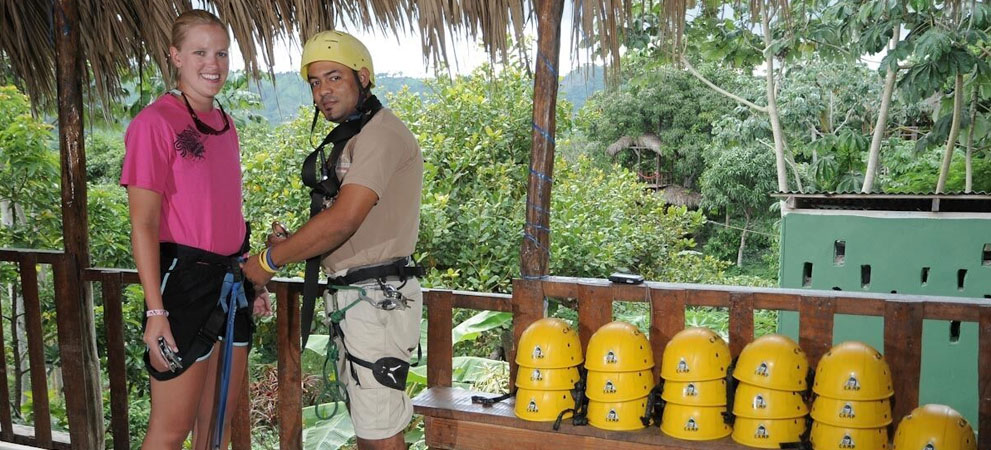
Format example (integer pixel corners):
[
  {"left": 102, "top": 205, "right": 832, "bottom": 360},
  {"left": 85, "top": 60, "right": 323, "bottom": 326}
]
[
  {"left": 250, "top": 72, "right": 427, "bottom": 124},
  {"left": 250, "top": 65, "right": 603, "bottom": 124}
]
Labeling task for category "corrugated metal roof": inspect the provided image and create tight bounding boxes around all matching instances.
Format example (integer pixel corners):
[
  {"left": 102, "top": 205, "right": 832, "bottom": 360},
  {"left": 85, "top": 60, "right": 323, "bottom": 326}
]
[{"left": 771, "top": 192, "right": 991, "bottom": 213}]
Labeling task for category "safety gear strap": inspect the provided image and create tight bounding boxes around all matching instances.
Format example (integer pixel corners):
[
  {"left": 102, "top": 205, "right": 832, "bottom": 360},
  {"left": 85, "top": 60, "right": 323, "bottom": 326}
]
[
  {"left": 211, "top": 268, "right": 247, "bottom": 449},
  {"left": 552, "top": 373, "right": 590, "bottom": 431},
  {"left": 300, "top": 96, "right": 383, "bottom": 348},
  {"left": 641, "top": 380, "right": 665, "bottom": 427},
  {"left": 723, "top": 359, "right": 738, "bottom": 425}
]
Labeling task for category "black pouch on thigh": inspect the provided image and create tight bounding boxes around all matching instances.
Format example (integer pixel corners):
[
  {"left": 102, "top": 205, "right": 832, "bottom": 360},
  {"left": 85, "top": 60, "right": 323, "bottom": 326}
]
[{"left": 346, "top": 353, "right": 410, "bottom": 391}]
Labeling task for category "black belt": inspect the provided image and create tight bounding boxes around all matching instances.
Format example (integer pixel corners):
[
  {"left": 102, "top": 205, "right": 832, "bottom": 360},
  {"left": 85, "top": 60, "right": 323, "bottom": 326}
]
[{"left": 328, "top": 257, "right": 425, "bottom": 286}]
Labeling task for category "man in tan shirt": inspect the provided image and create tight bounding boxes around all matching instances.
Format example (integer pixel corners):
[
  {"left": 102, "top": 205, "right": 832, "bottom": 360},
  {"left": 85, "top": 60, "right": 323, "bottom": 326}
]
[{"left": 243, "top": 30, "right": 423, "bottom": 450}]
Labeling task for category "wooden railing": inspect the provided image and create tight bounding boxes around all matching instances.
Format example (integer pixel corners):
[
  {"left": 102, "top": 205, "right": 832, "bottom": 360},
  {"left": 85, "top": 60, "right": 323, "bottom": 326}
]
[
  {"left": 415, "top": 277, "right": 991, "bottom": 450},
  {"left": 4, "top": 247, "right": 991, "bottom": 449}
]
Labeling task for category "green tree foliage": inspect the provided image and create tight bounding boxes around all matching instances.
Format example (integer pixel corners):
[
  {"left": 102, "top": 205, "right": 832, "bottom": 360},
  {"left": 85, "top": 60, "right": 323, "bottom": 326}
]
[{"left": 578, "top": 60, "right": 747, "bottom": 188}]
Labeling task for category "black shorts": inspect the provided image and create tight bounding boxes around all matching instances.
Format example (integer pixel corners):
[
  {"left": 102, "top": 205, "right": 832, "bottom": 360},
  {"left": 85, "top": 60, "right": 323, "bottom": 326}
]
[{"left": 143, "top": 243, "right": 255, "bottom": 381}]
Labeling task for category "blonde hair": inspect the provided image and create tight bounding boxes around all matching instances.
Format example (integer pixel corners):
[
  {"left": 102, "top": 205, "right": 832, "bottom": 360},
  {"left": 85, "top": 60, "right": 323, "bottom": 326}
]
[{"left": 168, "top": 10, "right": 228, "bottom": 85}]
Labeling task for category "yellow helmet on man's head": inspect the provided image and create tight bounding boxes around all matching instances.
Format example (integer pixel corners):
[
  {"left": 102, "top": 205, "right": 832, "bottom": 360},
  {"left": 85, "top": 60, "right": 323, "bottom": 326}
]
[{"left": 300, "top": 30, "right": 374, "bottom": 86}]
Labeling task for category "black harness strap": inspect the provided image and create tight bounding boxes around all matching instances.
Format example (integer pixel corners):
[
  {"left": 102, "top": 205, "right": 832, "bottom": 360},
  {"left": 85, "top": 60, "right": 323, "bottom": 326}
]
[{"left": 300, "top": 96, "right": 383, "bottom": 348}]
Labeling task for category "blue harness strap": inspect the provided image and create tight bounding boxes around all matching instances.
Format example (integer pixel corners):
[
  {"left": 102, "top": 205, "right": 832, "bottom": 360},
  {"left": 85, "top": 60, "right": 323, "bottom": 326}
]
[{"left": 212, "top": 269, "right": 248, "bottom": 450}]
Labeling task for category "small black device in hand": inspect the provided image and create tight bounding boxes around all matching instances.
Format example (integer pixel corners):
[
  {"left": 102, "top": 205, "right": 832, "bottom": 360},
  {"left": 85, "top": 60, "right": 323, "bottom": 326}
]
[
  {"left": 157, "top": 336, "right": 183, "bottom": 372},
  {"left": 608, "top": 272, "right": 644, "bottom": 285}
]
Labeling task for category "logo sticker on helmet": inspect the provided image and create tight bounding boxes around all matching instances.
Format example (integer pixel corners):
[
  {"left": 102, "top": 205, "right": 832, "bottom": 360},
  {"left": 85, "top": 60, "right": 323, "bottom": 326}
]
[
  {"left": 839, "top": 434, "right": 855, "bottom": 448},
  {"left": 530, "top": 369, "right": 543, "bottom": 381},
  {"left": 755, "top": 425, "right": 769, "bottom": 438},
  {"left": 527, "top": 399, "right": 538, "bottom": 412},
  {"left": 924, "top": 445, "right": 934, "bottom": 450},
  {"left": 756, "top": 362, "right": 769, "bottom": 376},
  {"left": 840, "top": 403, "right": 855, "bottom": 418},
  {"left": 607, "top": 409, "right": 619, "bottom": 422},
  {"left": 844, "top": 375, "right": 861, "bottom": 390},
  {"left": 604, "top": 380, "right": 616, "bottom": 393},
  {"left": 684, "top": 383, "right": 697, "bottom": 396},
  {"left": 677, "top": 358, "right": 689, "bottom": 373},
  {"left": 753, "top": 394, "right": 767, "bottom": 409},
  {"left": 685, "top": 418, "right": 698, "bottom": 431},
  {"left": 532, "top": 345, "right": 544, "bottom": 360},
  {"left": 605, "top": 350, "right": 618, "bottom": 364}
]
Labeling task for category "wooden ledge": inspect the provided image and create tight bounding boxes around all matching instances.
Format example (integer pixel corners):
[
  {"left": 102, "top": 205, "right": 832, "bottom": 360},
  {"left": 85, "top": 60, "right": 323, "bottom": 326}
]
[{"left": 413, "top": 387, "right": 750, "bottom": 450}]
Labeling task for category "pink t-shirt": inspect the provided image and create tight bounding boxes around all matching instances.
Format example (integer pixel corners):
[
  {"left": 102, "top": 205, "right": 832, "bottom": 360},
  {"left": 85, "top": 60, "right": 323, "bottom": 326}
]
[{"left": 120, "top": 93, "right": 246, "bottom": 256}]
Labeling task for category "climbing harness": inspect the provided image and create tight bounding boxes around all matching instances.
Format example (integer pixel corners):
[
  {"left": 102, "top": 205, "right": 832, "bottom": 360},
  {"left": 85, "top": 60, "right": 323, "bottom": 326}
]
[{"left": 299, "top": 95, "right": 383, "bottom": 348}]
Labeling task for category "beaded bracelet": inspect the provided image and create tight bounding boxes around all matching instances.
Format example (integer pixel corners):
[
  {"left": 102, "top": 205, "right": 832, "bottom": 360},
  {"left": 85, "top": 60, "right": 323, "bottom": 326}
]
[{"left": 146, "top": 309, "right": 169, "bottom": 317}]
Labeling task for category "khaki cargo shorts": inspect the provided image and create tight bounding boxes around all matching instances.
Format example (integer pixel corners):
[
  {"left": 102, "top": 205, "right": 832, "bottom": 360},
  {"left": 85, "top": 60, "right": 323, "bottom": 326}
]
[{"left": 324, "top": 276, "right": 422, "bottom": 440}]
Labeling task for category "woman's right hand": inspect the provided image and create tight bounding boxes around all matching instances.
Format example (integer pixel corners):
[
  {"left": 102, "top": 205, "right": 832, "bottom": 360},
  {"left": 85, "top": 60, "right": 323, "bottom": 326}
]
[{"left": 144, "top": 316, "right": 177, "bottom": 373}]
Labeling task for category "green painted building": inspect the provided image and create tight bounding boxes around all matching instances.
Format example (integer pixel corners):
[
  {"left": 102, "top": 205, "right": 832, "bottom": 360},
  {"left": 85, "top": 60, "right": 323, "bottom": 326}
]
[{"left": 775, "top": 193, "right": 991, "bottom": 427}]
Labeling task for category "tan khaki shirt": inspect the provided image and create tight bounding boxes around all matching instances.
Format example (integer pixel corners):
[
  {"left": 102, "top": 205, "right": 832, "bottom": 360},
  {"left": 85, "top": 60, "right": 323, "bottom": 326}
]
[{"left": 320, "top": 107, "right": 423, "bottom": 273}]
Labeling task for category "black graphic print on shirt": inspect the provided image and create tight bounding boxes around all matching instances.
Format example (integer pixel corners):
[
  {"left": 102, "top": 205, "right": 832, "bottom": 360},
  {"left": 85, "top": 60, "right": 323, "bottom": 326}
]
[{"left": 174, "top": 125, "right": 205, "bottom": 159}]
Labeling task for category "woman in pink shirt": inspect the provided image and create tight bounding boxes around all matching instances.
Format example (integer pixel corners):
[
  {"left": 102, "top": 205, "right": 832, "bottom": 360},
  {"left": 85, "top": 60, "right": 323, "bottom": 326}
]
[{"left": 121, "top": 10, "right": 269, "bottom": 449}]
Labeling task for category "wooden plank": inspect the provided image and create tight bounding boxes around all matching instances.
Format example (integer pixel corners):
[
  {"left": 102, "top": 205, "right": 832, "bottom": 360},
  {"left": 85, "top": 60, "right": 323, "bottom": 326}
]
[
  {"left": 451, "top": 292, "right": 512, "bottom": 312},
  {"left": 727, "top": 292, "right": 754, "bottom": 359},
  {"left": 884, "top": 301, "right": 923, "bottom": 426},
  {"left": 415, "top": 387, "right": 744, "bottom": 450},
  {"left": 100, "top": 273, "right": 129, "bottom": 450},
  {"left": 511, "top": 279, "right": 544, "bottom": 389},
  {"left": 798, "top": 296, "right": 835, "bottom": 370},
  {"left": 19, "top": 256, "right": 51, "bottom": 447},
  {"left": 0, "top": 249, "right": 63, "bottom": 265},
  {"left": 577, "top": 285, "right": 613, "bottom": 352},
  {"left": 649, "top": 288, "right": 685, "bottom": 382},
  {"left": 541, "top": 279, "right": 581, "bottom": 299},
  {"left": 978, "top": 306, "right": 991, "bottom": 450},
  {"left": 751, "top": 292, "right": 800, "bottom": 312},
  {"left": 276, "top": 282, "right": 301, "bottom": 450},
  {"left": 10, "top": 423, "right": 70, "bottom": 450},
  {"left": 0, "top": 263, "right": 12, "bottom": 443},
  {"left": 231, "top": 360, "right": 251, "bottom": 450},
  {"left": 427, "top": 291, "right": 454, "bottom": 388},
  {"left": 683, "top": 289, "right": 730, "bottom": 308}
]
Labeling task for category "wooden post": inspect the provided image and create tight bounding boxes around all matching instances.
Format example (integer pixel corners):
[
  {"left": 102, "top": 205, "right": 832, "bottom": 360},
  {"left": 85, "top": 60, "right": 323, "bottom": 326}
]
[
  {"left": 511, "top": 279, "right": 545, "bottom": 387},
  {"left": 519, "top": 0, "right": 565, "bottom": 278},
  {"left": 53, "top": 0, "right": 104, "bottom": 447},
  {"left": 979, "top": 306, "right": 991, "bottom": 450},
  {"left": 101, "top": 272, "right": 131, "bottom": 450},
  {"left": 276, "top": 283, "right": 302, "bottom": 450},
  {"left": 883, "top": 301, "right": 924, "bottom": 427},
  {"left": 427, "top": 291, "right": 454, "bottom": 388},
  {"left": 19, "top": 255, "right": 51, "bottom": 447}
]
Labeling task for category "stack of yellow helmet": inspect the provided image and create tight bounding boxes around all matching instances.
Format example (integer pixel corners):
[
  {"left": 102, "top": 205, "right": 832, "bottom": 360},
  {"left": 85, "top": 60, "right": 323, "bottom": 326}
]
[
  {"left": 730, "top": 334, "right": 809, "bottom": 448},
  {"left": 893, "top": 404, "right": 976, "bottom": 450},
  {"left": 514, "top": 318, "right": 583, "bottom": 422},
  {"left": 583, "top": 321, "right": 654, "bottom": 431},
  {"left": 810, "top": 341, "right": 894, "bottom": 450},
  {"left": 659, "top": 327, "right": 733, "bottom": 440}
]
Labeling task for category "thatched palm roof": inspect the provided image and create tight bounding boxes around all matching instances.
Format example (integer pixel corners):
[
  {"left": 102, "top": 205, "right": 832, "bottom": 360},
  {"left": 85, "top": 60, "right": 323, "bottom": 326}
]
[
  {"left": 1, "top": 0, "right": 634, "bottom": 107},
  {"left": 606, "top": 133, "right": 662, "bottom": 157}
]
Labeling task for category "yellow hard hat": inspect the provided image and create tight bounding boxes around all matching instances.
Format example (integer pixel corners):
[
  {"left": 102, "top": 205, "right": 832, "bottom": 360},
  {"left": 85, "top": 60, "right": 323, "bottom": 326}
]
[
  {"left": 586, "top": 398, "right": 649, "bottom": 431},
  {"left": 733, "top": 334, "right": 809, "bottom": 391},
  {"left": 660, "top": 327, "right": 731, "bottom": 382},
  {"left": 893, "top": 404, "right": 977, "bottom": 450},
  {"left": 811, "top": 396, "right": 892, "bottom": 428},
  {"left": 300, "top": 30, "right": 375, "bottom": 86},
  {"left": 584, "top": 321, "right": 654, "bottom": 372},
  {"left": 731, "top": 417, "right": 806, "bottom": 449},
  {"left": 515, "top": 366, "right": 581, "bottom": 391},
  {"left": 585, "top": 369, "right": 654, "bottom": 402},
  {"left": 515, "top": 318, "right": 584, "bottom": 369},
  {"left": 732, "top": 383, "right": 808, "bottom": 419},
  {"left": 661, "top": 379, "right": 728, "bottom": 407},
  {"left": 813, "top": 341, "right": 893, "bottom": 401},
  {"left": 660, "top": 404, "right": 732, "bottom": 441},
  {"left": 513, "top": 388, "right": 575, "bottom": 422},
  {"left": 810, "top": 422, "right": 890, "bottom": 450}
]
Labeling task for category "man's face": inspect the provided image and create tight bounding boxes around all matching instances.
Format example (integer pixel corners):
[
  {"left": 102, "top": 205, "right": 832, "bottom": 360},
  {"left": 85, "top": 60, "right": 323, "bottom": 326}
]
[{"left": 306, "top": 60, "right": 370, "bottom": 123}]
